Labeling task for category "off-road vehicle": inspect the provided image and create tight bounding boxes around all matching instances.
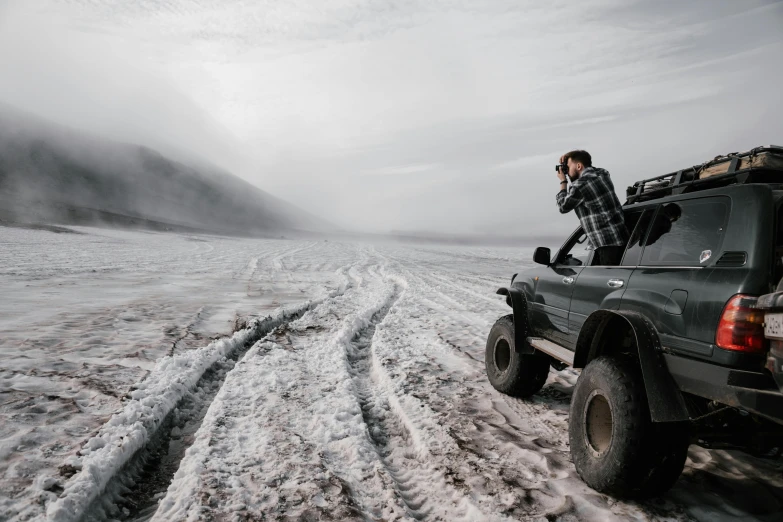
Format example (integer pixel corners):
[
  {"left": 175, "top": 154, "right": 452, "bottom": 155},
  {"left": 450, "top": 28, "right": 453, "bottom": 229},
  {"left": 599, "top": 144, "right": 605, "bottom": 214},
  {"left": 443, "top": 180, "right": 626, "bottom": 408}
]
[{"left": 486, "top": 146, "right": 783, "bottom": 498}]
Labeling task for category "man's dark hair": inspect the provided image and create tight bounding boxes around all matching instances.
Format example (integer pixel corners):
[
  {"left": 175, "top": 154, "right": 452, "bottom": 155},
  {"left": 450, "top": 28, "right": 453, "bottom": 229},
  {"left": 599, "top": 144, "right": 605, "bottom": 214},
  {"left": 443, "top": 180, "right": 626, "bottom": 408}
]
[{"left": 564, "top": 150, "right": 592, "bottom": 167}]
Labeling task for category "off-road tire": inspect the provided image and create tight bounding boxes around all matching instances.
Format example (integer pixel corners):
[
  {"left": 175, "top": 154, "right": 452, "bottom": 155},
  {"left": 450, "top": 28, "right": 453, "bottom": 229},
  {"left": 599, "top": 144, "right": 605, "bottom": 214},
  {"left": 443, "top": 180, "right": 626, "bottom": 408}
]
[
  {"left": 569, "top": 355, "right": 690, "bottom": 499},
  {"left": 485, "top": 315, "right": 550, "bottom": 398}
]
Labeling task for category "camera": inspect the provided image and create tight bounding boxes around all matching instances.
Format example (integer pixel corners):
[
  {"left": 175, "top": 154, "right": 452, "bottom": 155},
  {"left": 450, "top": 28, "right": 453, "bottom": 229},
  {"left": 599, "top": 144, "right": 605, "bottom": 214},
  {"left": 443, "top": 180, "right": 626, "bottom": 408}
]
[{"left": 555, "top": 163, "right": 567, "bottom": 172}]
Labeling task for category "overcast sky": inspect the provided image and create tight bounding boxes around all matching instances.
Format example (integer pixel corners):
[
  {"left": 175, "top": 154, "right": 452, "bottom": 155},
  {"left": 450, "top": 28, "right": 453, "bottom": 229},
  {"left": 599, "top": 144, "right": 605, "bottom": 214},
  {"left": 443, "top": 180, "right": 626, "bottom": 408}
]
[{"left": 1, "top": 0, "right": 782, "bottom": 236}]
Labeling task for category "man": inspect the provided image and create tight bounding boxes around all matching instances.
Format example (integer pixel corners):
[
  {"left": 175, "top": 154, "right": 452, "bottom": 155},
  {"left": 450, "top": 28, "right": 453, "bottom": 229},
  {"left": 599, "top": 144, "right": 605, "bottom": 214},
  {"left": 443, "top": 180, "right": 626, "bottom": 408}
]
[{"left": 556, "top": 150, "right": 628, "bottom": 266}]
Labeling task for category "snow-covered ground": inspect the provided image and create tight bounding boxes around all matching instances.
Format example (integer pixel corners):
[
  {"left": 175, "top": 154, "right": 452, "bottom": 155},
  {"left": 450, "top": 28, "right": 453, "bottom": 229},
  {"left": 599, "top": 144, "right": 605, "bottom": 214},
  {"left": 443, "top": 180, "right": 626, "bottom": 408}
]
[{"left": 1, "top": 226, "right": 782, "bottom": 521}]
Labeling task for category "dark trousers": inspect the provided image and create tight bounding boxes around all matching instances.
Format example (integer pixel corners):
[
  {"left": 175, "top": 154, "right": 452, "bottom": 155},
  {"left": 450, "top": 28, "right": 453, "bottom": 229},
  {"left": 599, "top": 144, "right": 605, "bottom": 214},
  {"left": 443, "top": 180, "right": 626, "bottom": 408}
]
[{"left": 595, "top": 245, "right": 625, "bottom": 266}]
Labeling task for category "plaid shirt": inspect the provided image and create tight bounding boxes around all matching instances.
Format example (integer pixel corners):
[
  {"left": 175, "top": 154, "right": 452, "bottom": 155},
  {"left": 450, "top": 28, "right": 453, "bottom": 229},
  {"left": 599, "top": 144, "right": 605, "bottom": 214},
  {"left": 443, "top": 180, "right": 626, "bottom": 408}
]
[{"left": 556, "top": 167, "right": 628, "bottom": 248}]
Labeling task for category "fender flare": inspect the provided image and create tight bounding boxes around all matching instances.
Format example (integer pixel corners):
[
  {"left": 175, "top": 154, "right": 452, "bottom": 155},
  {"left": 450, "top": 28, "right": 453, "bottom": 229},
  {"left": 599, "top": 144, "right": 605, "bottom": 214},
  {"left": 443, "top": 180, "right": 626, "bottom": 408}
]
[
  {"left": 496, "top": 287, "right": 535, "bottom": 355},
  {"left": 573, "top": 309, "right": 690, "bottom": 423}
]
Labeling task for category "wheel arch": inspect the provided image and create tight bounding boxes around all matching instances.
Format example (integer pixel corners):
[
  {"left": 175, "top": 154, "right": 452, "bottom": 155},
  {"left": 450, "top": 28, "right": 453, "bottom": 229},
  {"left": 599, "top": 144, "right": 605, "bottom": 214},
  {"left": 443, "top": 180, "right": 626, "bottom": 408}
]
[
  {"left": 496, "top": 286, "right": 535, "bottom": 355},
  {"left": 573, "top": 309, "right": 690, "bottom": 422}
]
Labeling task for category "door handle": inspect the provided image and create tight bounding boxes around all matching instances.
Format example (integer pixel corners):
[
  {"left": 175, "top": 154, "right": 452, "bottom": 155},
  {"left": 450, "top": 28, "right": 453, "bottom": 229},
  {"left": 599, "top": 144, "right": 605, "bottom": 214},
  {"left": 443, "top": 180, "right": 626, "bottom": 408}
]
[
  {"left": 563, "top": 276, "right": 575, "bottom": 285},
  {"left": 607, "top": 279, "right": 624, "bottom": 288}
]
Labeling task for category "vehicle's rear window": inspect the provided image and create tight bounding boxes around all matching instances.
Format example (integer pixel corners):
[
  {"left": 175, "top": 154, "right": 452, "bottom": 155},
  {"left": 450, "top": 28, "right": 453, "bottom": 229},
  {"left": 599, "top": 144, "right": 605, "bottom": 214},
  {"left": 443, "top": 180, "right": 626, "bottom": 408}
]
[{"left": 640, "top": 197, "right": 729, "bottom": 267}]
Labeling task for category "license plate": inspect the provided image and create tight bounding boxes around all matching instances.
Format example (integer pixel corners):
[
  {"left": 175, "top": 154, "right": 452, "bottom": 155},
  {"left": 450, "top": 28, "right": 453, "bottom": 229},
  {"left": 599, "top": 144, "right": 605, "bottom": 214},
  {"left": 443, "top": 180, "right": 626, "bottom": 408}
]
[{"left": 765, "top": 313, "right": 783, "bottom": 340}]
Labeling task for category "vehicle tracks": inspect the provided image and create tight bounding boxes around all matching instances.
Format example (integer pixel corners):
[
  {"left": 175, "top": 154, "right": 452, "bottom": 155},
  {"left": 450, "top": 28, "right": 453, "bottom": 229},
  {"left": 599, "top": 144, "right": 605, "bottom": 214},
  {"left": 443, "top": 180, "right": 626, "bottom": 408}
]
[
  {"left": 47, "top": 266, "right": 360, "bottom": 522},
  {"left": 84, "top": 303, "right": 328, "bottom": 521},
  {"left": 344, "top": 281, "right": 489, "bottom": 521}
]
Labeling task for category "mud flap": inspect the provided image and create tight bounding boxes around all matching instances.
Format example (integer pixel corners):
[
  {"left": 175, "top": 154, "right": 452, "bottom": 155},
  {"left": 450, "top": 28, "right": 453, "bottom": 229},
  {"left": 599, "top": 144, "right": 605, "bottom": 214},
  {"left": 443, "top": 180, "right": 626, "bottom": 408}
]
[{"left": 496, "top": 287, "right": 535, "bottom": 355}]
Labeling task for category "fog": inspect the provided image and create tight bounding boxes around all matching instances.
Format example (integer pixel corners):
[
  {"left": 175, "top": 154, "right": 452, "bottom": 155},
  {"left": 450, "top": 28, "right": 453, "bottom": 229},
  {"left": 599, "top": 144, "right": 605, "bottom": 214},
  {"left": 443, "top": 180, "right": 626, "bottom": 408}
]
[
  {"left": 0, "top": 103, "right": 338, "bottom": 238},
  {"left": 0, "top": 2, "right": 247, "bottom": 172},
  {"left": 1, "top": 0, "right": 782, "bottom": 238}
]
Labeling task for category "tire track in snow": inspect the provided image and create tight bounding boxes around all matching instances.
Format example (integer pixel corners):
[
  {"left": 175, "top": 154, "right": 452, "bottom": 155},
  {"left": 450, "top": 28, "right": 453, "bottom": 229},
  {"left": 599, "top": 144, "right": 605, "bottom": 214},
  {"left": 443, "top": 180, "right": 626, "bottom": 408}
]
[
  {"left": 230, "top": 240, "right": 282, "bottom": 280},
  {"left": 385, "top": 256, "right": 568, "bottom": 446},
  {"left": 148, "top": 254, "right": 389, "bottom": 521},
  {"left": 386, "top": 355, "right": 576, "bottom": 519},
  {"left": 391, "top": 265, "right": 495, "bottom": 363},
  {"left": 46, "top": 266, "right": 360, "bottom": 522},
  {"left": 345, "top": 281, "right": 486, "bottom": 521},
  {"left": 372, "top": 331, "right": 573, "bottom": 520},
  {"left": 422, "top": 270, "right": 506, "bottom": 308},
  {"left": 345, "top": 283, "right": 426, "bottom": 517},
  {"left": 85, "top": 307, "right": 329, "bottom": 521},
  {"left": 361, "top": 253, "right": 578, "bottom": 518},
  {"left": 270, "top": 241, "right": 318, "bottom": 280}
]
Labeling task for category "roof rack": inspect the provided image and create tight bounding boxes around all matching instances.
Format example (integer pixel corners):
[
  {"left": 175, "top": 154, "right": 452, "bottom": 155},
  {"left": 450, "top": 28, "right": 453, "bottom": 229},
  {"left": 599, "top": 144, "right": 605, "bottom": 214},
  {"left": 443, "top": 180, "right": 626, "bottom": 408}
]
[{"left": 625, "top": 145, "right": 783, "bottom": 204}]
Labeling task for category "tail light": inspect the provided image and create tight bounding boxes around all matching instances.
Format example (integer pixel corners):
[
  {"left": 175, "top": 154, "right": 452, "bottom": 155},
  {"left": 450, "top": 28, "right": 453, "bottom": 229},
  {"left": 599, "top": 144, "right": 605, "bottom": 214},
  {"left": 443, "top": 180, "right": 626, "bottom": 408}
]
[{"left": 715, "top": 294, "right": 767, "bottom": 353}]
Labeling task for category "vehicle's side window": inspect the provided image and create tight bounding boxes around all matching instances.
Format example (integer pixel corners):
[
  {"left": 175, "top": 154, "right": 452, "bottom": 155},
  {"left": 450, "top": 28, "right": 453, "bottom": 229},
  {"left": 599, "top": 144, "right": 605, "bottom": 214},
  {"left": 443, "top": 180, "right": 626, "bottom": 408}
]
[
  {"left": 621, "top": 209, "right": 655, "bottom": 266},
  {"left": 640, "top": 197, "right": 729, "bottom": 267},
  {"left": 558, "top": 228, "right": 591, "bottom": 267}
]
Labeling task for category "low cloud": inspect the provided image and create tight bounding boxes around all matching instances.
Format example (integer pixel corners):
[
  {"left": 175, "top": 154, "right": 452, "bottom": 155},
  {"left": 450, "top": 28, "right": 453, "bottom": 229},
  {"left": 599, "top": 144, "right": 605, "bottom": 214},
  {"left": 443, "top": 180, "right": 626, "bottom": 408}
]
[{"left": 0, "top": 1, "right": 247, "bottom": 173}]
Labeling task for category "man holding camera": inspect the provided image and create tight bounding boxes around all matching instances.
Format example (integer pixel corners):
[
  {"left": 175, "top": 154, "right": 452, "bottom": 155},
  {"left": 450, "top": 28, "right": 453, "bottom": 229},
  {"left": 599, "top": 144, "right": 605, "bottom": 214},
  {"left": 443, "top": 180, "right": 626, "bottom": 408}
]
[{"left": 556, "top": 150, "right": 628, "bottom": 266}]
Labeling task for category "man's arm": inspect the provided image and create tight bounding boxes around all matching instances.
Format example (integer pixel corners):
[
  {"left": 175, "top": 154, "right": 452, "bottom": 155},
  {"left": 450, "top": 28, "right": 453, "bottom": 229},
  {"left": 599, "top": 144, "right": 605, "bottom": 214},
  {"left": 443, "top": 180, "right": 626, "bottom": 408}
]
[{"left": 556, "top": 180, "right": 584, "bottom": 214}]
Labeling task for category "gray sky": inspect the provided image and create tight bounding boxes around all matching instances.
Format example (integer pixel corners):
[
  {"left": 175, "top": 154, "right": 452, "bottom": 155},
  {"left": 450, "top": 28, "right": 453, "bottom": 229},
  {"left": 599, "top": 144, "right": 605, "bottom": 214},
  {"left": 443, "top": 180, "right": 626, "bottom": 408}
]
[{"left": 1, "top": 0, "right": 782, "bottom": 236}]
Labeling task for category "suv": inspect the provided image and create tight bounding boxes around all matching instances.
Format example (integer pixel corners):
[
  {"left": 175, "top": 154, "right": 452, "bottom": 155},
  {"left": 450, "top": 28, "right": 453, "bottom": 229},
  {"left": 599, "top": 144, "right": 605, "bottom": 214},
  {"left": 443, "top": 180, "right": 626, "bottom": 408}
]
[{"left": 486, "top": 146, "right": 783, "bottom": 499}]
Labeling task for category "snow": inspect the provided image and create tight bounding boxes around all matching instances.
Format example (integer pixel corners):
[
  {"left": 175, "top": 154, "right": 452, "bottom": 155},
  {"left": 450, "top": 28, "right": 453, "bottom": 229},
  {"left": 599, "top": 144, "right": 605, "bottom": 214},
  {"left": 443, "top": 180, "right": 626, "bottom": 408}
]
[
  {"left": 45, "top": 295, "right": 341, "bottom": 522},
  {"left": 1, "top": 225, "right": 782, "bottom": 521}
]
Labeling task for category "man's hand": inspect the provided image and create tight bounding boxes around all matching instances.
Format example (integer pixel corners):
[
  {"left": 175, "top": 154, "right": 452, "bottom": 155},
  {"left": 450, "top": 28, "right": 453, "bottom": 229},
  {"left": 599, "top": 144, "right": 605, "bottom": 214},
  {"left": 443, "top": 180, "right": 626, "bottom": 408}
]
[{"left": 557, "top": 154, "right": 567, "bottom": 182}]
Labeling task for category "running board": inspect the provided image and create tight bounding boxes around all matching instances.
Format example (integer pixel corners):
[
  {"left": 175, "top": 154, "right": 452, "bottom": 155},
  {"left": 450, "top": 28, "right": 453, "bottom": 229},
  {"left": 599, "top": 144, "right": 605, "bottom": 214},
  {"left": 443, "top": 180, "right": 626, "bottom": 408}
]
[{"left": 527, "top": 337, "right": 575, "bottom": 366}]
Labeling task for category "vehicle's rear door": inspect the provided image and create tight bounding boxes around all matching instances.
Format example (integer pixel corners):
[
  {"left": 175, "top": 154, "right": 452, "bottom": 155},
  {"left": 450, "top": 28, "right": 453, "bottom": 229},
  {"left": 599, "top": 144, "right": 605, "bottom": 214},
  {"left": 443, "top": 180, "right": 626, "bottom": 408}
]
[{"left": 620, "top": 196, "right": 731, "bottom": 356}]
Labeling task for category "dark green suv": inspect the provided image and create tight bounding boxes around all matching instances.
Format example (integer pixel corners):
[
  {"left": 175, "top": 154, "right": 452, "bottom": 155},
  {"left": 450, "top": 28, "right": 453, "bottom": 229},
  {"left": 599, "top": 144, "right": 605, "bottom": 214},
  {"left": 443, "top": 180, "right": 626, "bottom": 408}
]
[{"left": 486, "top": 146, "right": 783, "bottom": 499}]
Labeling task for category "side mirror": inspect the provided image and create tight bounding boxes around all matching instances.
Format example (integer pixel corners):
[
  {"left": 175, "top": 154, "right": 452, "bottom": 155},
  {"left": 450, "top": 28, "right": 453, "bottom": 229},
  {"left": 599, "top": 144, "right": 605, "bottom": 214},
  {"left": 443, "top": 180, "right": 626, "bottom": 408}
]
[{"left": 533, "top": 247, "right": 551, "bottom": 266}]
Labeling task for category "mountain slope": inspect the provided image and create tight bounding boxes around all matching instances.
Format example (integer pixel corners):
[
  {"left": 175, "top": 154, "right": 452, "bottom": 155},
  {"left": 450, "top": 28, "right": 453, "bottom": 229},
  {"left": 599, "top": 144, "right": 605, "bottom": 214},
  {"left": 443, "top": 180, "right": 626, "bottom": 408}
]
[{"left": 0, "top": 107, "right": 333, "bottom": 236}]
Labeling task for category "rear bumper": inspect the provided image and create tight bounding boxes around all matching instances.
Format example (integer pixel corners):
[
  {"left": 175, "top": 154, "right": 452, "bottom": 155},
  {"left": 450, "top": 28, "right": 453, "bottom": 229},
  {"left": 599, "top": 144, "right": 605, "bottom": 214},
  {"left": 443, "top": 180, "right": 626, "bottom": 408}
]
[{"left": 664, "top": 353, "right": 783, "bottom": 426}]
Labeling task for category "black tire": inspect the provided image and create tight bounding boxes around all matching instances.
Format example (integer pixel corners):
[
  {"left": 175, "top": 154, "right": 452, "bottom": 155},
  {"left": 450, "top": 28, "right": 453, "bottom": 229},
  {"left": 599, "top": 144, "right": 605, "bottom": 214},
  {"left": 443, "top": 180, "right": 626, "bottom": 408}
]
[
  {"left": 568, "top": 356, "right": 690, "bottom": 499},
  {"left": 485, "top": 315, "right": 550, "bottom": 398}
]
